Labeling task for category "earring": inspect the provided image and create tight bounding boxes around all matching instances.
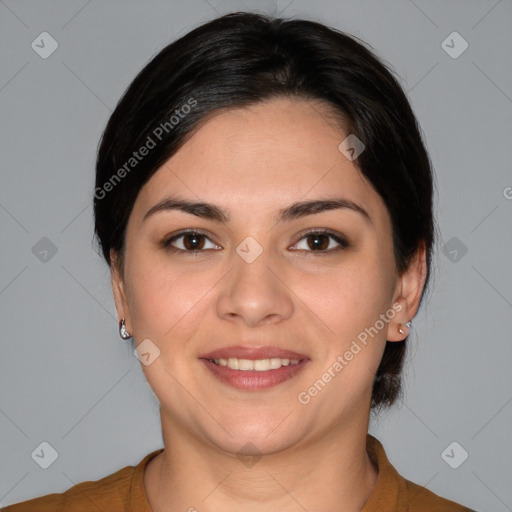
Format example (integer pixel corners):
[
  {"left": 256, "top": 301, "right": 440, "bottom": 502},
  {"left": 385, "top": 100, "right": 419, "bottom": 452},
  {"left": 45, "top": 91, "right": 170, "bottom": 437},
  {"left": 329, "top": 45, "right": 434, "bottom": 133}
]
[
  {"left": 119, "top": 318, "right": 132, "bottom": 340},
  {"left": 398, "top": 321, "right": 412, "bottom": 335}
]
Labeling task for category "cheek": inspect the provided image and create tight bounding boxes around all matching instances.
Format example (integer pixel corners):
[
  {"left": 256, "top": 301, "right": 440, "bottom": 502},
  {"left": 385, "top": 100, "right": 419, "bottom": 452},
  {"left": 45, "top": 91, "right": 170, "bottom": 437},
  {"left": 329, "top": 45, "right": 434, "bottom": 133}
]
[
  {"left": 295, "top": 263, "right": 394, "bottom": 404},
  {"left": 125, "top": 250, "right": 220, "bottom": 344},
  {"left": 297, "top": 256, "right": 395, "bottom": 345}
]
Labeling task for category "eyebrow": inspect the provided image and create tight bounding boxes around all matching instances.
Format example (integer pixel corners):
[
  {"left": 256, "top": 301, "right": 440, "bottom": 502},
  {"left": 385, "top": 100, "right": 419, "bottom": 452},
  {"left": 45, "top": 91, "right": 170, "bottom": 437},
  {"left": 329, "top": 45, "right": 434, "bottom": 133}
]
[{"left": 143, "top": 195, "right": 372, "bottom": 225}]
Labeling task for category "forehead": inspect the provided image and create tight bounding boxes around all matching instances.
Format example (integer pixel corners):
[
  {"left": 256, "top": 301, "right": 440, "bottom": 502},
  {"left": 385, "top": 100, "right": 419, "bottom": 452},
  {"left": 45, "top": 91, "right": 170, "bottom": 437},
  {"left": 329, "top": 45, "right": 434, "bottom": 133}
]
[{"left": 131, "top": 98, "right": 389, "bottom": 229}]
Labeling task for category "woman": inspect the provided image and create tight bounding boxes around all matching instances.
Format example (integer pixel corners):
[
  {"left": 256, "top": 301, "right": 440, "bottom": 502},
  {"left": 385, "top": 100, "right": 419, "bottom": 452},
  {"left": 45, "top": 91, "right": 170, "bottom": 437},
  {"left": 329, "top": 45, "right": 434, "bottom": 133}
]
[{"left": 3, "top": 11, "right": 476, "bottom": 512}]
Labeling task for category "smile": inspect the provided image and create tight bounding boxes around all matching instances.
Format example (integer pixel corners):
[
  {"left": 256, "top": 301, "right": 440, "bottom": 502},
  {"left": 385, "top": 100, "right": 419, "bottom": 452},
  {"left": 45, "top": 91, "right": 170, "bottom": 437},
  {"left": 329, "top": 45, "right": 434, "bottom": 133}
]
[
  {"left": 209, "top": 357, "right": 301, "bottom": 371},
  {"left": 200, "top": 357, "right": 309, "bottom": 391}
]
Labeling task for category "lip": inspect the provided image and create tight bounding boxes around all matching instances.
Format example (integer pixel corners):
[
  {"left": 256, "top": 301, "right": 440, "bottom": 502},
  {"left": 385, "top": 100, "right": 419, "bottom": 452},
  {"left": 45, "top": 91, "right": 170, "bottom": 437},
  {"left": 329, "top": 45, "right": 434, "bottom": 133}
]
[
  {"left": 199, "top": 345, "right": 310, "bottom": 391},
  {"left": 200, "top": 358, "right": 310, "bottom": 391},
  {"left": 199, "top": 345, "right": 309, "bottom": 360}
]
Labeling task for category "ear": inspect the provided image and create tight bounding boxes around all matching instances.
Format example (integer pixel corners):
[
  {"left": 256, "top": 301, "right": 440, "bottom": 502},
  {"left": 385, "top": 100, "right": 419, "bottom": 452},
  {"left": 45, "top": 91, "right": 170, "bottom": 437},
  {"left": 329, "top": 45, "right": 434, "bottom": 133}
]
[
  {"left": 110, "top": 248, "right": 131, "bottom": 332},
  {"left": 387, "top": 240, "right": 427, "bottom": 342}
]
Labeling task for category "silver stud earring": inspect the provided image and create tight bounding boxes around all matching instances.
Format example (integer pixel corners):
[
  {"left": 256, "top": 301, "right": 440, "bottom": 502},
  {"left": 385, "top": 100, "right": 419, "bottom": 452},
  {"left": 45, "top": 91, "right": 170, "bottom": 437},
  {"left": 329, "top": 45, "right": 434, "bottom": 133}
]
[
  {"left": 119, "top": 318, "right": 132, "bottom": 340},
  {"left": 398, "top": 321, "right": 412, "bottom": 335}
]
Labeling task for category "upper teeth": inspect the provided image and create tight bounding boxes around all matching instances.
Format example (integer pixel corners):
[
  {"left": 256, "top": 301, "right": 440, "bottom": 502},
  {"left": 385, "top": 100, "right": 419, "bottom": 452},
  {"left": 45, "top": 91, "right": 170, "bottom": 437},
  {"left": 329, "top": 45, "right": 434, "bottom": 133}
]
[{"left": 212, "top": 357, "right": 300, "bottom": 371}]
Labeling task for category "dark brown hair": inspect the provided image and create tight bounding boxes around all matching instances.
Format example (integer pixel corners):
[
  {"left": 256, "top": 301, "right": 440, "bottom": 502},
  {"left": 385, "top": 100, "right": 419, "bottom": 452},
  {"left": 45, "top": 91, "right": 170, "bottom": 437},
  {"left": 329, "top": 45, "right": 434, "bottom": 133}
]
[{"left": 94, "top": 11, "right": 436, "bottom": 410}]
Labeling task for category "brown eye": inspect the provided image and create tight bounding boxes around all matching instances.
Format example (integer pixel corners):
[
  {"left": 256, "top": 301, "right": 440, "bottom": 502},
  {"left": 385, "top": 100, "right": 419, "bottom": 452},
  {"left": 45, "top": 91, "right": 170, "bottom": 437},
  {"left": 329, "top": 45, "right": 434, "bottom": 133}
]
[
  {"left": 182, "top": 233, "right": 205, "bottom": 250},
  {"left": 306, "top": 233, "right": 329, "bottom": 250},
  {"left": 293, "top": 231, "right": 349, "bottom": 253},
  {"left": 163, "top": 231, "right": 219, "bottom": 253}
]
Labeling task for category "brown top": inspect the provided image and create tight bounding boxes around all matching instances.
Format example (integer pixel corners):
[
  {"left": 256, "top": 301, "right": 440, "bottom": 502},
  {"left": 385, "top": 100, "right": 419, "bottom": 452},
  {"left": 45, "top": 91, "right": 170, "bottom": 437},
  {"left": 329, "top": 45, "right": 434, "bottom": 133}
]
[{"left": 2, "top": 435, "right": 477, "bottom": 511}]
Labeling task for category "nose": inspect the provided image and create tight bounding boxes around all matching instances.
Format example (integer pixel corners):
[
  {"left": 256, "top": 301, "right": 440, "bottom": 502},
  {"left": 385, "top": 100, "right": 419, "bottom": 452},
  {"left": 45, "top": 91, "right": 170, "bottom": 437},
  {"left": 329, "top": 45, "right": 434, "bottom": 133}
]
[{"left": 216, "top": 245, "right": 294, "bottom": 327}]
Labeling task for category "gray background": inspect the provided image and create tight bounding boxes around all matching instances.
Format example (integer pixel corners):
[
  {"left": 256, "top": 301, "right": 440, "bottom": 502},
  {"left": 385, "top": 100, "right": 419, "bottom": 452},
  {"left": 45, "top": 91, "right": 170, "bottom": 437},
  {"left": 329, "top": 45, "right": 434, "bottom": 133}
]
[{"left": 1, "top": 0, "right": 511, "bottom": 510}]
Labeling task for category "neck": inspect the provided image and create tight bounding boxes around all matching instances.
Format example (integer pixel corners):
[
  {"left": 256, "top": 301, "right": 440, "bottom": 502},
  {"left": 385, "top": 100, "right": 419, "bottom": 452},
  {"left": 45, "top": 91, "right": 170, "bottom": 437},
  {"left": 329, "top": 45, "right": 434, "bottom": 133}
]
[{"left": 144, "top": 411, "right": 379, "bottom": 512}]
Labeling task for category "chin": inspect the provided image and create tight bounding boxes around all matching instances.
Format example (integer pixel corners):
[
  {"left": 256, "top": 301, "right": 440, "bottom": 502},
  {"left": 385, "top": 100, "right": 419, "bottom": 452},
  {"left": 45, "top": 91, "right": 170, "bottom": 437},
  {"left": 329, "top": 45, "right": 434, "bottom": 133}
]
[{"left": 205, "top": 412, "right": 306, "bottom": 456}]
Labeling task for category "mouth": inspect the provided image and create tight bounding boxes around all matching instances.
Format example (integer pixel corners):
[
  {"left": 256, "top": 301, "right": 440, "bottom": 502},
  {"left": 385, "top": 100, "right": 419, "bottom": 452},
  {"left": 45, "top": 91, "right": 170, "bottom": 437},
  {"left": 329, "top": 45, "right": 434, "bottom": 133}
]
[
  {"left": 207, "top": 356, "right": 303, "bottom": 371},
  {"left": 199, "top": 346, "right": 310, "bottom": 391}
]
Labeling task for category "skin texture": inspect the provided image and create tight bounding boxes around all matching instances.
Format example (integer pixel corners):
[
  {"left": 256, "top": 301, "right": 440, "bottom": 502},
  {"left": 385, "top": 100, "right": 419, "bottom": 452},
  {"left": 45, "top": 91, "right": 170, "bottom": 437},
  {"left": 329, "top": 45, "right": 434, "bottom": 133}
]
[{"left": 111, "top": 97, "right": 427, "bottom": 512}]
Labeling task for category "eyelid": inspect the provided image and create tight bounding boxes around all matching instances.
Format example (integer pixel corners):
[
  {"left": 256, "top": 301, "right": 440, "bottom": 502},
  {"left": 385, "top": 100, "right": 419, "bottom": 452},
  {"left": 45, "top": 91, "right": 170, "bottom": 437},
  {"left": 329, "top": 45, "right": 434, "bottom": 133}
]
[
  {"left": 290, "top": 229, "right": 349, "bottom": 252},
  {"left": 162, "top": 229, "right": 221, "bottom": 251},
  {"left": 162, "top": 229, "right": 349, "bottom": 254}
]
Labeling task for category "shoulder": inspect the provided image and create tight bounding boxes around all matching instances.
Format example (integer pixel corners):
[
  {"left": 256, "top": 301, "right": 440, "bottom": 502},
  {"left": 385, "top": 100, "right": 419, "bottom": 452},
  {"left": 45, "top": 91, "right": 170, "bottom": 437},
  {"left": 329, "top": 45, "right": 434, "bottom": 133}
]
[
  {"left": 404, "top": 478, "right": 478, "bottom": 512},
  {"left": 365, "top": 434, "right": 478, "bottom": 512},
  {"left": 1, "top": 465, "right": 133, "bottom": 512},
  {"left": 1, "top": 449, "right": 162, "bottom": 512}
]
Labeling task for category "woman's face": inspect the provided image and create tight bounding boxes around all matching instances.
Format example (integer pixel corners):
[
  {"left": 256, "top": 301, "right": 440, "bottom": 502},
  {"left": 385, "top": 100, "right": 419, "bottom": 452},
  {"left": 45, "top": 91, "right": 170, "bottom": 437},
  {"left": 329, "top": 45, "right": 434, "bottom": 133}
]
[{"left": 112, "top": 97, "right": 423, "bottom": 455}]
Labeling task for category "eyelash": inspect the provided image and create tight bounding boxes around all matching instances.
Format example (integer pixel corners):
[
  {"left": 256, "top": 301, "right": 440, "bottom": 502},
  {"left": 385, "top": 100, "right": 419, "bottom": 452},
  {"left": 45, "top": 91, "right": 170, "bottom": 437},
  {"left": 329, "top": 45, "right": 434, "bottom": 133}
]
[{"left": 161, "top": 229, "right": 349, "bottom": 255}]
